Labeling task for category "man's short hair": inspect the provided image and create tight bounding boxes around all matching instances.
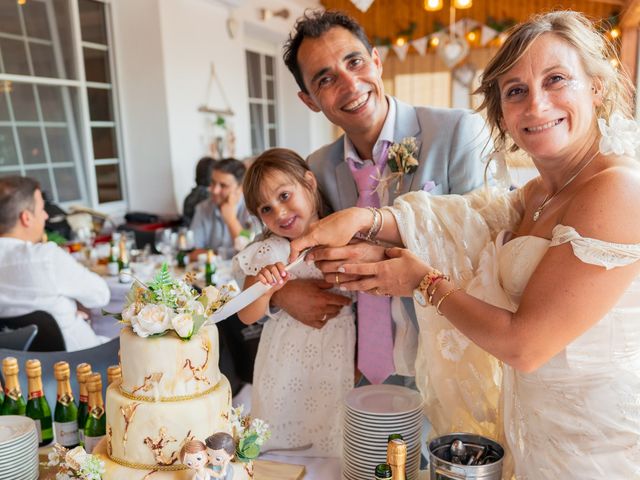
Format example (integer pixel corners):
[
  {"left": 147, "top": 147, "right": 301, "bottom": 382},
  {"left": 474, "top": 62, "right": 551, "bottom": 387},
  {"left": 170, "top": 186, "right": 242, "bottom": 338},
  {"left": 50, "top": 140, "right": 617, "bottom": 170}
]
[
  {"left": 195, "top": 156, "right": 216, "bottom": 186},
  {"left": 212, "top": 158, "right": 246, "bottom": 183},
  {"left": 283, "top": 10, "right": 373, "bottom": 93},
  {"left": 0, "top": 176, "right": 40, "bottom": 235}
]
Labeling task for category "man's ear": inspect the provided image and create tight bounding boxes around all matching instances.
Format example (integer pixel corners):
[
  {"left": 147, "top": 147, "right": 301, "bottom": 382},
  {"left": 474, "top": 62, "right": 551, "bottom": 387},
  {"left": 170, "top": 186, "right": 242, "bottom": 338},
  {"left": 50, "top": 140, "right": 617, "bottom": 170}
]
[
  {"left": 18, "top": 209, "right": 31, "bottom": 228},
  {"left": 371, "top": 46, "right": 383, "bottom": 75},
  {"left": 298, "top": 91, "right": 321, "bottom": 113}
]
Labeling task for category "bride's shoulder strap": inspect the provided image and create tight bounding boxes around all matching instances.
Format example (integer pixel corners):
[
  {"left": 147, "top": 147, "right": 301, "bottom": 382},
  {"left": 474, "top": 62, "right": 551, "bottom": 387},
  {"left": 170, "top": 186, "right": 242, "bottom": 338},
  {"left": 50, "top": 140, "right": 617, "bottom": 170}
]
[{"left": 550, "top": 224, "right": 640, "bottom": 270}]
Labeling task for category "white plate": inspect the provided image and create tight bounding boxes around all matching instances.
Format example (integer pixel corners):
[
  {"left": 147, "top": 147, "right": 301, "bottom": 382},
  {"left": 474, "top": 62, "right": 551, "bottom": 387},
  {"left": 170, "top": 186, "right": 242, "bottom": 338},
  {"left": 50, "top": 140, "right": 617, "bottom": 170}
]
[
  {"left": 0, "top": 416, "right": 36, "bottom": 446},
  {"left": 345, "top": 385, "right": 423, "bottom": 416},
  {"left": 345, "top": 405, "right": 423, "bottom": 420}
]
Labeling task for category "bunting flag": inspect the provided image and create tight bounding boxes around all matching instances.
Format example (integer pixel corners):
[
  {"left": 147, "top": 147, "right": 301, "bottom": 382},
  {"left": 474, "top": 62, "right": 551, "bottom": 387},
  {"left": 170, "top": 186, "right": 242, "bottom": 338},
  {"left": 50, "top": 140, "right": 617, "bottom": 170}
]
[
  {"left": 392, "top": 43, "right": 410, "bottom": 61},
  {"left": 410, "top": 37, "right": 428, "bottom": 56},
  {"left": 350, "top": 0, "right": 375, "bottom": 12},
  {"left": 377, "top": 45, "right": 390, "bottom": 63},
  {"left": 480, "top": 25, "right": 499, "bottom": 46}
]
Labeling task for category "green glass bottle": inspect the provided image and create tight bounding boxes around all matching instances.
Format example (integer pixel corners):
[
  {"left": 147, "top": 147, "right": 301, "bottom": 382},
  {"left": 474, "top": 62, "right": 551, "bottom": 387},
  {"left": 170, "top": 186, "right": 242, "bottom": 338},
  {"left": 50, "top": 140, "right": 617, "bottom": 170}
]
[
  {"left": 107, "top": 240, "right": 119, "bottom": 276},
  {"left": 76, "top": 363, "right": 92, "bottom": 447},
  {"left": 25, "top": 359, "right": 53, "bottom": 446},
  {"left": 53, "top": 361, "right": 79, "bottom": 448},
  {"left": 374, "top": 463, "right": 393, "bottom": 479},
  {"left": 205, "top": 249, "right": 216, "bottom": 286},
  {"left": 1, "top": 357, "right": 26, "bottom": 415},
  {"left": 84, "top": 372, "right": 106, "bottom": 453}
]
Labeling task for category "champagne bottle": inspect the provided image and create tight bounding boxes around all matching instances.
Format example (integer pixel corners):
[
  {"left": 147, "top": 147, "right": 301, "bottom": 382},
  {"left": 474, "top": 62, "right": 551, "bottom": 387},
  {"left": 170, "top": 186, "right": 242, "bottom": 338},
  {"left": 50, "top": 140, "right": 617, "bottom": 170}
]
[
  {"left": 107, "top": 240, "right": 119, "bottom": 276},
  {"left": 25, "top": 359, "right": 53, "bottom": 446},
  {"left": 107, "top": 365, "right": 122, "bottom": 385},
  {"left": 53, "top": 361, "right": 79, "bottom": 448},
  {"left": 0, "top": 357, "right": 26, "bottom": 415},
  {"left": 205, "top": 249, "right": 216, "bottom": 286},
  {"left": 76, "top": 363, "right": 92, "bottom": 447},
  {"left": 374, "top": 463, "right": 393, "bottom": 479},
  {"left": 118, "top": 237, "right": 132, "bottom": 283},
  {"left": 84, "top": 372, "right": 106, "bottom": 453},
  {"left": 387, "top": 438, "right": 407, "bottom": 480},
  {"left": 176, "top": 231, "right": 189, "bottom": 268}
]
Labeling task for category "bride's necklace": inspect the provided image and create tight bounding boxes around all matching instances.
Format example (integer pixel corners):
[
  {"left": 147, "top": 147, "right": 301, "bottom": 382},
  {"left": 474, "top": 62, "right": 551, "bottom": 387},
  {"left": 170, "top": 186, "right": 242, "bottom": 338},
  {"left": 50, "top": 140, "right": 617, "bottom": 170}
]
[{"left": 532, "top": 151, "right": 599, "bottom": 222}]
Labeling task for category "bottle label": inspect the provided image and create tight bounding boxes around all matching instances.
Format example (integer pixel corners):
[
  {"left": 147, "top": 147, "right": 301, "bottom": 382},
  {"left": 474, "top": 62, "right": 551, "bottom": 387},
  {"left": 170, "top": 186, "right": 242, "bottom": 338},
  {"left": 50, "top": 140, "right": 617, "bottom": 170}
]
[
  {"left": 84, "top": 434, "right": 105, "bottom": 453},
  {"left": 28, "top": 390, "right": 43, "bottom": 400},
  {"left": 6, "top": 388, "right": 21, "bottom": 401},
  {"left": 55, "top": 421, "right": 79, "bottom": 447},
  {"left": 34, "top": 419, "right": 42, "bottom": 442},
  {"left": 57, "top": 393, "right": 74, "bottom": 406}
]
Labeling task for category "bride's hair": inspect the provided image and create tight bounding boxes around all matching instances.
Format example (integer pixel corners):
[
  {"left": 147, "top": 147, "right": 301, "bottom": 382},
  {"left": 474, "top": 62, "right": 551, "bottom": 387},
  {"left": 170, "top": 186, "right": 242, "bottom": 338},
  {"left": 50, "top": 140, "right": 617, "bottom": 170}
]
[{"left": 475, "top": 10, "right": 634, "bottom": 153}]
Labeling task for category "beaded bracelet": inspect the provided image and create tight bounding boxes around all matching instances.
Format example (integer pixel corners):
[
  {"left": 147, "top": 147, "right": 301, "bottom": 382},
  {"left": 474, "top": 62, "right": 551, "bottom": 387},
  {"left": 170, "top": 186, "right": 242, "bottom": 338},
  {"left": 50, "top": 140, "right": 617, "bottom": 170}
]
[
  {"left": 371, "top": 207, "right": 385, "bottom": 241},
  {"left": 436, "top": 287, "right": 461, "bottom": 316}
]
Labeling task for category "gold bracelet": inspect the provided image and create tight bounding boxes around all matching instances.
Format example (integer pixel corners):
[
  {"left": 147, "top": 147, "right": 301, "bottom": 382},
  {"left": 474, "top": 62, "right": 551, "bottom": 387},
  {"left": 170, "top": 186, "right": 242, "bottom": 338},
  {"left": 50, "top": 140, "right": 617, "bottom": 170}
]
[
  {"left": 435, "top": 287, "right": 461, "bottom": 316},
  {"left": 427, "top": 278, "right": 447, "bottom": 306}
]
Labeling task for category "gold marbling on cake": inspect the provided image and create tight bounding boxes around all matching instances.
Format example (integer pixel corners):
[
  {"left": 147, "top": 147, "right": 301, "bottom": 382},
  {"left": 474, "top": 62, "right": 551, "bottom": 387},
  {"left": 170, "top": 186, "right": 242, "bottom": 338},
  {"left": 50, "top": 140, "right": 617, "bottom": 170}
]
[{"left": 119, "top": 325, "right": 220, "bottom": 399}]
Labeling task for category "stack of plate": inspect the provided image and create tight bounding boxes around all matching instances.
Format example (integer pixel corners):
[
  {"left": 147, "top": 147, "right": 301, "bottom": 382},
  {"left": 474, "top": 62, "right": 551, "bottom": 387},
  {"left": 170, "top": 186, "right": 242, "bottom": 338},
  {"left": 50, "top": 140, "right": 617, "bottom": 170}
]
[
  {"left": 343, "top": 385, "right": 423, "bottom": 480},
  {"left": 0, "top": 416, "right": 39, "bottom": 480}
]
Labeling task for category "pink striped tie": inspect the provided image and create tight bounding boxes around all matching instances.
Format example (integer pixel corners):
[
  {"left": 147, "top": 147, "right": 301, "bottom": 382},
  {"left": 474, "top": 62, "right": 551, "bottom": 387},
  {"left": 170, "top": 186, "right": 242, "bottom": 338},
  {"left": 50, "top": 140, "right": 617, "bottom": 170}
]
[{"left": 348, "top": 143, "right": 395, "bottom": 384}]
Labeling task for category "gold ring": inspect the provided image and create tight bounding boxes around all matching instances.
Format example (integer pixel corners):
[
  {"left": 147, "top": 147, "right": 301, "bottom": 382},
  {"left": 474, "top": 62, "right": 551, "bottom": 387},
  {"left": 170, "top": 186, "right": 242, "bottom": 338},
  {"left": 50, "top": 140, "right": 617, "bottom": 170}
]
[{"left": 335, "top": 273, "right": 340, "bottom": 286}]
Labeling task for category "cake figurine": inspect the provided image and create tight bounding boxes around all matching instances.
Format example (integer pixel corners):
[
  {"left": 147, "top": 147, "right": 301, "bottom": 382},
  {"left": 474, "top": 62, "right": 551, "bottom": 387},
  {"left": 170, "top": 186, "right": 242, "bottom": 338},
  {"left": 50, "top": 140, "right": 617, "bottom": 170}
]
[
  {"left": 204, "top": 432, "right": 235, "bottom": 479},
  {"left": 180, "top": 440, "right": 211, "bottom": 480}
]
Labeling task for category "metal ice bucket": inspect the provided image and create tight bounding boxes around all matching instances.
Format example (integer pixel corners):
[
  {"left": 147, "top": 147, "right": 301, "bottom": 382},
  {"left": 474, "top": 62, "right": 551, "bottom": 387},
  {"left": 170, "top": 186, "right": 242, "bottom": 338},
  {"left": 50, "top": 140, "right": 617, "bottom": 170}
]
[{"left": 428, "top": 433, "right": 504, "bottom": 480}]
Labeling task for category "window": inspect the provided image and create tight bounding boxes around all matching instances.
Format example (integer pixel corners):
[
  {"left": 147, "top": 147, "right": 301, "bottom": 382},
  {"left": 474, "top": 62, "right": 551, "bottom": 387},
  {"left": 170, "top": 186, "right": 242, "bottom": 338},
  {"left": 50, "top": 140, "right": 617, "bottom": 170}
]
[
  {"left": 246, "top": 50, "right": 278, "bottom": 155},
  {"left": 0, "top": 0, "right": 124, "bottom": 207}
]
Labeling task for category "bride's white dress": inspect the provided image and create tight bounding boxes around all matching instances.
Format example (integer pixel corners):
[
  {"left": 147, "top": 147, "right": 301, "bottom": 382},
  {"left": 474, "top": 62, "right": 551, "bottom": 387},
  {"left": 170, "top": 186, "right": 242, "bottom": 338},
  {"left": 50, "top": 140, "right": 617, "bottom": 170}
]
[{"left": 388, "top": 188, "right": 640, "bottom": 478}]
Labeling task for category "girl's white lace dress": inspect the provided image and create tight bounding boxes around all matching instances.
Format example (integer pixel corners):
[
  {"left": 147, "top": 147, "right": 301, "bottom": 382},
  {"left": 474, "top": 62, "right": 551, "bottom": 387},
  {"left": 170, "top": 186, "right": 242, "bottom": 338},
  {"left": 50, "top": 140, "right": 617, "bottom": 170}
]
[
  {"left": 234, "top": 235, "right": 355, "bottom": 457},
  {"left": 388, "top": 188, "right": 640, "bottom": 478}
]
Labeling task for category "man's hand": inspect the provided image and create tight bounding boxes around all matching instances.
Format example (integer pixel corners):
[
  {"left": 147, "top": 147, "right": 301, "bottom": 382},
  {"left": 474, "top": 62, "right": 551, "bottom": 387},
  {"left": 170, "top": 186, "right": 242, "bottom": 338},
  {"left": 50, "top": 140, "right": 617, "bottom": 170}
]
[
  {"left": 219, "top": 187, "right": 242, "bottom": 223},
  {"left": 271, "top": 278, "right": 352, "bottom": 329}
]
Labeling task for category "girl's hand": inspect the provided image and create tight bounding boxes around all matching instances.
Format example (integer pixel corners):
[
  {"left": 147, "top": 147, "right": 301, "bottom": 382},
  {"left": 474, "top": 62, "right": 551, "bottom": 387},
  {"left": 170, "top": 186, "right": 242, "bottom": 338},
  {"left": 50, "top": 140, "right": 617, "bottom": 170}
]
[
  {"left": 336, "top": 247, "right": 431, "bottom": 297},
  {"left": 289, "top": 207, "right": 371, "bottom": 262},
  {"left": 257, "top": 262, "right": 288, "bottom": 291}
]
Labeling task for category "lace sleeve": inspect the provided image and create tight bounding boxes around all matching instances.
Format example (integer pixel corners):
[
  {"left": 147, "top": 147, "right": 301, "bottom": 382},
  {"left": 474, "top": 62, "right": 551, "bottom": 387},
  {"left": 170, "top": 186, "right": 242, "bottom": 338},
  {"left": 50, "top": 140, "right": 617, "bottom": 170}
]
[
  {"left": 231, "top": 235, "right": 290, "bottom": 278},
  {"left": 550, "top": 225, "right": 640, "bottom": 270},
  {"left": 385, "top": 186, "right": 521, "bottom": 283}
]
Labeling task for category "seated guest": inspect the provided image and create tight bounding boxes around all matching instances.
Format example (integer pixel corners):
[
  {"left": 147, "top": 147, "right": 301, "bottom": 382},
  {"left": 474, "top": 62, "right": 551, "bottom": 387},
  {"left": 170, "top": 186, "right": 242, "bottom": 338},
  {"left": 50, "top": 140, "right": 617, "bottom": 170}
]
[
  {"left": 190, "top": 158, "right": 260, "bottom": 256},
  {"left": 182, "top": 156, "right": 216, "bottom": 226},
  {"left": 0, "top": 176, "right": 110, "bottom": 351}
]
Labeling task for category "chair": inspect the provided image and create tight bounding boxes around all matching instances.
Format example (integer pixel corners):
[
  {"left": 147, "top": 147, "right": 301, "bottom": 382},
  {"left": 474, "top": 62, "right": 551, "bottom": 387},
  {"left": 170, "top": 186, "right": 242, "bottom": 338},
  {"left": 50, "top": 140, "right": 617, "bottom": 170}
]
[
  {"left": 0, "top": 310, "right": 66, "bottom": 351},
  {"left": 0, "top": 325, "right": 38, "bottom": 351},
  {"left": 0, "top": 337, "right": 120, "bottom": 405}
]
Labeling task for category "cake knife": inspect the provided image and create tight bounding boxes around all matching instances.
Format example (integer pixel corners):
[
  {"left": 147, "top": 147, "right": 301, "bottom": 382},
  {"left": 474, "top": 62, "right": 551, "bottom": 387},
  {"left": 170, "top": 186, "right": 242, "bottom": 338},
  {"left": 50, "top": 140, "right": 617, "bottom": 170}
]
[{"left": 208, "top": 248, "right": 312, "bottom": 323}]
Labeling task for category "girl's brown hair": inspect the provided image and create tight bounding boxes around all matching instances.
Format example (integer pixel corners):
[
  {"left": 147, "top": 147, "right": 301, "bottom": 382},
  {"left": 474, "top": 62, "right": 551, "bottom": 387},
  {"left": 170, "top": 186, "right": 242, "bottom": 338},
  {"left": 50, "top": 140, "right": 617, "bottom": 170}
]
[
  {"left": 179, "top": 439, "right": 207, "bottom": 463},
  {"left": 243, "top": 148, "right": 325, "bottom": 223},
  {"left": 475, "top": 10, "right": 634, "bottom": 153}
]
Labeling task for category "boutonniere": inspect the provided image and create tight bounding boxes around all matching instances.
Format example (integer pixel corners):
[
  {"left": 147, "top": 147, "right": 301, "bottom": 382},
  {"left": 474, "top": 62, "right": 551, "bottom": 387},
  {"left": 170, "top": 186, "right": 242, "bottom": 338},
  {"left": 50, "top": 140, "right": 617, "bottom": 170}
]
[{"left": 375, "top": 136, "right": 419, "bottom": 194}]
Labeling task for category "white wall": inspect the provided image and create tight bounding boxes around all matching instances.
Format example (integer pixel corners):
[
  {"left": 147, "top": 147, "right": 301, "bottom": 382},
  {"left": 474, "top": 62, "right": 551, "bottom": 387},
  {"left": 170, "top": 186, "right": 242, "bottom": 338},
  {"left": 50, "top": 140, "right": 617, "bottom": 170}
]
[{"left": 112, "top": 0, "right": 329, "bottom": 215}]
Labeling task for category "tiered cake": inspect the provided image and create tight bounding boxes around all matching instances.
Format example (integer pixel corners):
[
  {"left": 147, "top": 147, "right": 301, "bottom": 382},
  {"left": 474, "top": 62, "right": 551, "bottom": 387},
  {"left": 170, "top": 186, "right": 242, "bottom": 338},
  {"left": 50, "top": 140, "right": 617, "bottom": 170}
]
[{"left": 94, "top": 324, "right": 252, "bottom": 479}]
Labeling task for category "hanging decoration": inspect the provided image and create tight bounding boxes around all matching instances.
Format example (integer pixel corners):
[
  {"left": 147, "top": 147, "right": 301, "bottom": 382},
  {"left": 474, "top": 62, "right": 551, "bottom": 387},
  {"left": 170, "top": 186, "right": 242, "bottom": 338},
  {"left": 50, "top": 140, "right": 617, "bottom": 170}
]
[
  {"left": 198, "top": 63, "right": 236, "bottom": 159},
  {"left": 350, "top": 0, "right": 375, "bottom": 13}
]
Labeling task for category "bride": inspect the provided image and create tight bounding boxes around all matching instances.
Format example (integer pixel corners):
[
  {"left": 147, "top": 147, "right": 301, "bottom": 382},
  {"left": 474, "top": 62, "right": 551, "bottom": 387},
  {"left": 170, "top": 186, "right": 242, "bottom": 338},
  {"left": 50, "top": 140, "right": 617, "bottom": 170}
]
[{"left": 289, "top": 11, "right": 640, "bottom": 478}]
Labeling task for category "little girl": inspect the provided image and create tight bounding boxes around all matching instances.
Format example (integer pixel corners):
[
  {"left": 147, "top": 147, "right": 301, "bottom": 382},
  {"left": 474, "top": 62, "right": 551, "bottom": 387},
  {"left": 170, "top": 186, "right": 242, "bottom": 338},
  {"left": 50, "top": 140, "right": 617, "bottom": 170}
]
[{"left": 233, "top": 148, "right": 354, "bottom": 457}]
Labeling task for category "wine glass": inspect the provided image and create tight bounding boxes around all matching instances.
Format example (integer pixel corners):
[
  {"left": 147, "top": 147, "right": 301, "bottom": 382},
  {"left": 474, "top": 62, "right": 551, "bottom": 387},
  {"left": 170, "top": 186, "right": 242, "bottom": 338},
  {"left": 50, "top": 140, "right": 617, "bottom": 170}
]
[{"left": 154, "top": 228, "right": 174, "bottom": 264}]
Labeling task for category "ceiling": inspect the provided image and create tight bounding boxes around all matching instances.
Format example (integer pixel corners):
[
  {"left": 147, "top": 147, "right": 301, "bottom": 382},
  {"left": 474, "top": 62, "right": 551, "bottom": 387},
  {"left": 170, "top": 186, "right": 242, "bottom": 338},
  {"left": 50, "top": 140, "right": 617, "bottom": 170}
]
[{"left": 320, "top": 0, "right": 630, "bottom": 44}]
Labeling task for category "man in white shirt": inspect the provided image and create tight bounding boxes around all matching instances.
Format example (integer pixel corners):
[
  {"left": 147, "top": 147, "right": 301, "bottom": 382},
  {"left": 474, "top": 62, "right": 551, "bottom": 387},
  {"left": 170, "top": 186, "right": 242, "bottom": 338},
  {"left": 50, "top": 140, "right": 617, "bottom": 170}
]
[{"left": 0, "top": 176, "right": 110, "bottom": 351}]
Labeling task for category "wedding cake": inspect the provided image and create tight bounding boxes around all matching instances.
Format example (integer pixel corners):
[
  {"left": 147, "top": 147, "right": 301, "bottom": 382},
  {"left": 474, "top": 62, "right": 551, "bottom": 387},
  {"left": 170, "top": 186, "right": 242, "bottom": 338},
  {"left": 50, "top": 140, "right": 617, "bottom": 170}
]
[{"left": 92, "top": 267, "right": 263, "bottom": 479}]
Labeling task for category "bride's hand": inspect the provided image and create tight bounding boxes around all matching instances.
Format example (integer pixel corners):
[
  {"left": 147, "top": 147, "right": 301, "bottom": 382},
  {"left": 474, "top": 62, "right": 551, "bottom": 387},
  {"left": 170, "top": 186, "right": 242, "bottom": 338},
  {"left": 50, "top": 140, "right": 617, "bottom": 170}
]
[
  {"left": 289, "top": 207, "right": 371, "bottom": 262},
  {"left": 336, "top": 247, "right": 431, "bottom": 297}
]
